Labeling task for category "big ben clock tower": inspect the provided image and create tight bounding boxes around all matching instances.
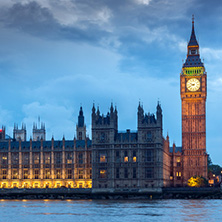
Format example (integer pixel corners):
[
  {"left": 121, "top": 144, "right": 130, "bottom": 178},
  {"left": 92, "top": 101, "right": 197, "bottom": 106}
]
[{"left": 181, "top": 17, "right": 208, "bottom": 185}]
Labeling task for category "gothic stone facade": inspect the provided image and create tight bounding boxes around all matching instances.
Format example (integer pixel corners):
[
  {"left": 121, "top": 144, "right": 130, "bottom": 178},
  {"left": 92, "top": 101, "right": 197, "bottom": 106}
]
[
  {"left": 92, "top": 103, "right": 169, "bottom": 192},
  {"left": 0, "top": 108, "right": 92, "bottom": 189}
]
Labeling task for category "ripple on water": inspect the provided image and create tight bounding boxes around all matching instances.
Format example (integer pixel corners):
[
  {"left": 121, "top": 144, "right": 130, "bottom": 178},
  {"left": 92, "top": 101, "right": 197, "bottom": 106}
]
[{"left": 0, "top": 199, "right": 222, "bottom": 222}]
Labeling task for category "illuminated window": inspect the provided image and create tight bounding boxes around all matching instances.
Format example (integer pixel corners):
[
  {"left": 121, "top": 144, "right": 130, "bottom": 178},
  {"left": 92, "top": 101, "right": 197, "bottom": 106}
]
[
  {"left": 99, "top": 170, "right": 107, "bottom": 179},
  {"left": 44, "top": 170, "right": 50, "bottom": 179},
  {"left": 79, "top": 170, "right": 84, "bottom": 179},
  {"left": 170, "top": 176, "right": 173, "bottom": 180},
  {"left": 176, "top": 172, "right": 181, "bottom": 177},
  {"left": 13, "top": 170, "right": 18, "bottom": 179},
  {"left": 56, "top": 170, "right": 61, "bottom": 179},
  {"left": 66, "top": 152, "right": 73, "bottom": 164},
  {"left": 177, "top": 157, "right": 181, "bottom": 167},
  {"left": 133, "top": 150, "right": 137, "bottom": 162},
  {"left": 34, "top": 183, "right": 39, "bottom": 188},
  {"left": 124, "top": 151, "right": 128, "bottom": 162},
  {"left": 2, "top": 155, "right": 7, "bottom": 165},
  {"left": 67, "top": 169, "right": 72, "bottom": 179},
  {"left": 23, "top": 170, "right": 28, "bottom": 179},
  {"left": 44, "top": 153, "right": 51, "bottom": 164},
  {"left": 67, "top": 159, "right": 72, "bottom": 164},
  {"left": 34, "top": 153, "right": 40, "bottom": 165},
  {"left": 100, "top": 154, "right": 107, "bottom": 163},
  {"left": 12, "top": 153, "right": 19, "bottom": 165},
  {"left": 124, "top": 156, "right": 128, "bottom": 162}
]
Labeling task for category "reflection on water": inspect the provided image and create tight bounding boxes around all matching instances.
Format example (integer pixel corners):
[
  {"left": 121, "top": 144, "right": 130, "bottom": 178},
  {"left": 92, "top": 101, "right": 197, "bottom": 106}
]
[{"left": 0, "top": 199, "right": 221, "bottom": 222}]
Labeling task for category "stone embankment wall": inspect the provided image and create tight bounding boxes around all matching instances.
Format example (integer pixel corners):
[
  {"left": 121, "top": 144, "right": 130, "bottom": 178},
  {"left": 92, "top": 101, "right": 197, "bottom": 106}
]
[{"left": 0, "top": 187, "right": 221, "bottom": 200}]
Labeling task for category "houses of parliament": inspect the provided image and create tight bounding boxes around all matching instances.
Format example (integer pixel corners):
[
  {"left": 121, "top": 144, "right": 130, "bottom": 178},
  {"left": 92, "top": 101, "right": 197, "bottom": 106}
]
[{"left": 0, "top": 19, "right": 208, "bottom": 191}]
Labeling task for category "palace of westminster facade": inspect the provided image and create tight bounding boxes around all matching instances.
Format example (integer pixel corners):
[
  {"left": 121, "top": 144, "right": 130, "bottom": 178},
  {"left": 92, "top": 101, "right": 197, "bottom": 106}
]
[{"left": 0, "top": 19, "right": 208, "bottom": 191}]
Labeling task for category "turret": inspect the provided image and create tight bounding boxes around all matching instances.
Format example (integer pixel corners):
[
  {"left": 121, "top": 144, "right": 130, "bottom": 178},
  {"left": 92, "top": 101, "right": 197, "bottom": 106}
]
[
  {"left": 13, "top": 123, "right": 27, "bottom": 141},
  {"left": 76, "top": 106, "right": 86, "bottom": 140},
  {"left": 156, "top": 101, "right": 162, "bottom": 127},
  {"left": 137, "top": 102, "right": 163, "bottom": 143},
  {"left": 91, "top": 103, "right": 118, "bottom": 144},
  {"left": 32, "top": 119, "right": 46, "bottom": 141}
]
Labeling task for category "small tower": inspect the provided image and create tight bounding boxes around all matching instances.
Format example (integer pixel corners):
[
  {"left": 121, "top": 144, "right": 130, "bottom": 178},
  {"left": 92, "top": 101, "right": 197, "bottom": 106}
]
[
  {"left": 13, "top": 123, "right": 27, "bottom": 141},
  {"left": 76, "top": 106, "right": 86, "bottom": 140},
  {"left": 156, "top": 101, "right": 162, "bottom": 129},
  {"left": 33, "top": 118, "right": 46, "bottom": 141},
  {"left": 91, "top": 103, "right": 118, "bottom": 144},
  {"left": 0, "top": 126, "right": 6, "bottom": 141}
]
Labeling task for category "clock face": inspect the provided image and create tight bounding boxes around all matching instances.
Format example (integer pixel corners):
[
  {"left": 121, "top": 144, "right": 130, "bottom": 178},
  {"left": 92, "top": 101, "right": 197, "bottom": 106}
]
[{"left": 186, "top": 78, "right": 200, "bottom": 92}]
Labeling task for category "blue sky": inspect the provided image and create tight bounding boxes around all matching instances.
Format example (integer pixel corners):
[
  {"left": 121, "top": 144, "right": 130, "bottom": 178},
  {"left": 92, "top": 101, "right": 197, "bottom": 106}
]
[{"left": 0, "top": 0, "right": 222, "bottom": 165}]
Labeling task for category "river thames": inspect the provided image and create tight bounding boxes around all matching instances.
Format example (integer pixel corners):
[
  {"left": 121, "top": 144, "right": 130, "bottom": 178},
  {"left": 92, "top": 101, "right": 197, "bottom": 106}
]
[{"left": 0, "top": 199, "right": 221, "bottom": 222}]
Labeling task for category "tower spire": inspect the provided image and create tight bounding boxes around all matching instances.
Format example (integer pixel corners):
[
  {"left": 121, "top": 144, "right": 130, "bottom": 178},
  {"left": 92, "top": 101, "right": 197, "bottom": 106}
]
[
  {"left": 188, "top": 15, "right": 198, "bottom": 47},
  {"left": 183, "top": 16, "right": 204, "bottom": 68}
]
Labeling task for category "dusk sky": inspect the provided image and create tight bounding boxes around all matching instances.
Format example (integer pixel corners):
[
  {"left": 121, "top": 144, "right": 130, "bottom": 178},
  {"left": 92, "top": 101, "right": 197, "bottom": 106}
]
[{"left": 0, "top": 0, "right": 221, "bottom": 165}]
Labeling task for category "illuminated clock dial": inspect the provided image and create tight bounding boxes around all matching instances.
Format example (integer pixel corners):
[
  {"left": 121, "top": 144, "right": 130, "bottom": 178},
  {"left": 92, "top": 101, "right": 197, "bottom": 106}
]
[{"left": 186, "top": 78, "right": 200, "bottom": 92}]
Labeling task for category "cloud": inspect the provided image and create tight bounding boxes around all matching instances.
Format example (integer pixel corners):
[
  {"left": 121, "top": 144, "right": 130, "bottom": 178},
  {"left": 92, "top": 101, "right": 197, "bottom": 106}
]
[
  {"left": 22, "top": 102, "right": 75, "bottom": 140},
  {"left": 134, "top": 0, "right": 152, "bottom": 5},
  {"left": 201, "top": 47, "right": 222, "bottom": 61}
]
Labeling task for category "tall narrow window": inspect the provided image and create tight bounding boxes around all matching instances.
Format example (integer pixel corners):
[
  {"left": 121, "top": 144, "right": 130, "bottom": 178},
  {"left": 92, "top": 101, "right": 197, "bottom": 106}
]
[
  {"left": 133, "top": 168, "right": 137, "bottom": 179},
  {"left": 2, "top": 169, "right": 7, "bottom": 179},
  {"left": 100, "top": 153, "right": 107, "bottom": 163},
  {"left": 23, "top": 170, "right": 28, "bottom": 179},
  {"left": 67, "top": 169, "right": 72, "bottom": 179},
  {"left": 133, "top": 150, "right": 137, "bottom": 162},
  {"left": 116, "top": 168, "right": 119, "bottom": 179},
  {"left": 145, "top": 168, "right": 154, "bottom": 179},
  {"left": 124, "top": 151, "right": 128, "bottom": 162},
  {"left": 124, "top": 168, "right": 128, "bottom": 179},
  {"left": 79, "top": 170, "right": 84, "bottom": 179},
  {"left": 34, "top": 170, "right": 39, "bottom": 179},
  {"left": 56, "top": 170, "right": 61, "bottom": 179},
  {"left": 145, "top": 150, "right": 153, "bottom": 162},
  {"left": 78, "top": 153, "right": 83, "bottom": 164},
  {"left": 99, "top": 169, "right": 107, "bottom": 179}
]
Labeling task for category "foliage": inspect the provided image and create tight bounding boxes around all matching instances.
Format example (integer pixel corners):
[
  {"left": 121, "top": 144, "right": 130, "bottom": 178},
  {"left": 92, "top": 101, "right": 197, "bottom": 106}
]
[
  {"left": 208, "top": 155, "right": 222, "bottom": 176},
  {"left": 187, "top": 176, "right": 207, "bottom": 187}
]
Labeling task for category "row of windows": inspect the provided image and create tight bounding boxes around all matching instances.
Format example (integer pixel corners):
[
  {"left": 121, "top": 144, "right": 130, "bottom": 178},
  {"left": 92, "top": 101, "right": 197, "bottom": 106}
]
[
  {"left": 0, "top": 152, "right": 91, "bottom": 165},
  {"left": 99, "top": 150, "right": 154, "bottom": 163},
  {"left": 0, "top": 169, "right": 92, "bottom": 180},
  {"left": 99, "top": 168, "right": 154, "bottom": 179}
]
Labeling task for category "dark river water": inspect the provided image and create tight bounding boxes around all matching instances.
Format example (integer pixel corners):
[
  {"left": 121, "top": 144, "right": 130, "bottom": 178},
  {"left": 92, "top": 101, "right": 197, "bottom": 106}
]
[{"left": 0, "top": 199, "right": 221, "bottom": 222}]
